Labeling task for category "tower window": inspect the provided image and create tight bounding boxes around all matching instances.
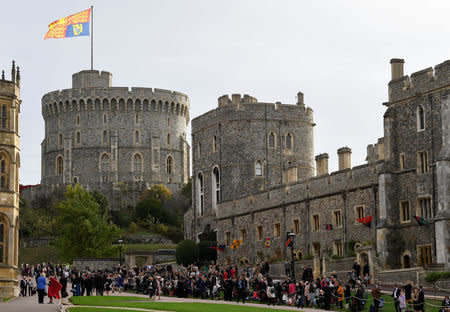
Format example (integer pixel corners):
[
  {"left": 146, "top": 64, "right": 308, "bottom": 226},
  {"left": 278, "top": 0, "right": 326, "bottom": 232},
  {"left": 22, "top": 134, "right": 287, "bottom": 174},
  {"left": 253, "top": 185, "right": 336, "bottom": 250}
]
[
  {"left": 0, "top": 105, "right": 8, "bottom": 129},
  {"left": 417, "top": 197, "right": 432, "bottom": 219},
  {"left": 417, "top": 106, "right": 425, "bottom": 131},
  {"left": 0, "top": 154, "right": 8, "bottom": 189},
  {"left": 257, "top": 225, "right": 263, "bottom": 241},
  {"left": 135, "top": 113, "right": 139, "bottom": 124},
  {"left": 274, "top": 223, "right": 281, "bottom": 237},
  {"left": 255, "top": 161, "right": 263, "bottom": 176},
  {"left": 166, "top": 156, "right": 173, "bottom": 174},
  {"left": 100, "top": 154, "right": 110, "bottom": 172},
  {"left": 417, "top": 151, "right": 429, "bottom": 174},
  {"left": 334, "top": 240, "right": 343, "bottom": 257},
  {"left": 103, "top": 114, "right": 107, "bottom": 124},
  {"left": 135, "top": 130, "right": 140, "bottom": 144},
  {"left": 198, "top": 172, "right": 204, "bottom": 216},
  {"left": 133, "top": 154, "right": 142, "bottom": 172},
  {"left": 293, "top": 219, "right": 300, "bottom": 234},
  {"left": 76, "top": 115, "right": 80, "bottom": 125},
  {"left": 56, "top": 156, "right": 64, "bottom": 176},
  {"left": 197, "top": 142, "right": 201, "bottom": 159},
  {"left": 355, "top": 206, "right": 365, "bottom": 221},
  {"left": 167, "top": 133, "right": 171, "bottom": 145},
  {"left": 213, "top": 136, "right": 217, "bottom": 152},
  {"left": 312, "top": 214, "right": 320, "bottom": 232},
  {"left": 286, "top": 133, "right": 293, "bottom": 149},
  {"left": 333, "top": 210, "right": 342, "bottom": 227},
  {"left": 400, "top": 153, "right": 405, "bottom": 170},
  {"left": 400, "top": 201, "right": 410, "bottom": 223},
  {"left": 58, "top": 134, "right": 63, "bottom": 147},
  {"left": 103, "top": 131, "right": 107, "bottom": 144},
  {"left": 76, "top": 131, "right": 81, "bottom": 144},
  {"left": 268, "top": 132, "right": 276, "bottom": 148},
  {"left": 212, "top": 167, "right": 220, "bottom": 209}
]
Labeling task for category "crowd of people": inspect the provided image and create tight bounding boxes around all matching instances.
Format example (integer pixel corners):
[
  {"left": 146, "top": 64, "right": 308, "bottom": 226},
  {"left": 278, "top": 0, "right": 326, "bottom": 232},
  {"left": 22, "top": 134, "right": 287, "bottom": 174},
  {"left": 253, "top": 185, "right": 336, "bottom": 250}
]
[{"left": 19, "top": 262, "right": 450, "bottom": 312}]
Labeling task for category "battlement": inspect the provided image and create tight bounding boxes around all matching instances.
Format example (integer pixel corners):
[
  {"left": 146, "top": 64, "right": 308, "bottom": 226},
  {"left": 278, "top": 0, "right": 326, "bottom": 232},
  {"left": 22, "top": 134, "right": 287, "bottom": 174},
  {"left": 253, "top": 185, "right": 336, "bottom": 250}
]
[
  {"left": 388, "top": 59, "right": 450, "bottom": 103},
  {"left": 217, "top": 94, "right": 258, "bottom": 107}
]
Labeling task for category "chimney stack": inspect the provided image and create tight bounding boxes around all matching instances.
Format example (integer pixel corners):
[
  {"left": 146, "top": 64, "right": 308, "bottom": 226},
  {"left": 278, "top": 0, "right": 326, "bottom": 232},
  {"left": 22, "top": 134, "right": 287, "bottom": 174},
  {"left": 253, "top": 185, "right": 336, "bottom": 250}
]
[
  {"left": 337, "top": 147, "right": 352, "bottom": 170},
  {"left": 390, "top": 58, "right": 405, "bottom": 80},
  {"left": 297, "top": 91, "right": 304, "bottom": 106},
  {"left": 315, "top": 153, "right": 329, "bottom": 176}
]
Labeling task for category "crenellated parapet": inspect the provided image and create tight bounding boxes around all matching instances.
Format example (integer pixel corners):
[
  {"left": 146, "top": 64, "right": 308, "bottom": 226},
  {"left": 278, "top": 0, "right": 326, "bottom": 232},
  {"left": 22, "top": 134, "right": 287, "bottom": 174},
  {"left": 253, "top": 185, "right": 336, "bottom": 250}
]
[
  {"left": 388, "top": 59, "right": 450, "bottom": 103},
  {"left": 41, "top": 86, "right": 190, "bottom": 122}
]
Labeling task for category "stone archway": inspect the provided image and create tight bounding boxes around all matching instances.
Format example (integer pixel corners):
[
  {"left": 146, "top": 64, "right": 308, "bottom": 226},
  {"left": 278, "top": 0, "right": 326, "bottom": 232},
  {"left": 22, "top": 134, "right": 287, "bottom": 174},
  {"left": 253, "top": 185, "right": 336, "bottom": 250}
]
[
  {"left": 356, "top": 244, "right": 376, "bottom": 281},
  {"left": 401, "top": 250, "right": 412, "bottom": 268}
]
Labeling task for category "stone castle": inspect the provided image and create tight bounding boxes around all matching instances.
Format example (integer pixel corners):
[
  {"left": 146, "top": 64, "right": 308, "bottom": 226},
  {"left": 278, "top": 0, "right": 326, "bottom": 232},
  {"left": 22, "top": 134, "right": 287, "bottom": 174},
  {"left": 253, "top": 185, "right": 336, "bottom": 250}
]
[
  {"left": 184, "top": 58, "right": 450, "bottom": 273},
  {"left": 24, "top": 70, "right": 190, "bottom": 209},
  {"left": 0, "top": 61, "right": 21, "bottom": 297}
]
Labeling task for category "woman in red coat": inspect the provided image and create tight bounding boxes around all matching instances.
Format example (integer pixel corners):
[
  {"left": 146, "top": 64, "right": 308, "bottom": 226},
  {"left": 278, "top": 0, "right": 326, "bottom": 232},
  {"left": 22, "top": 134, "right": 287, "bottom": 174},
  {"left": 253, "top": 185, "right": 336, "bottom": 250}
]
[{"left": 48, "top": 275, "right": 62, "bottom": 304}]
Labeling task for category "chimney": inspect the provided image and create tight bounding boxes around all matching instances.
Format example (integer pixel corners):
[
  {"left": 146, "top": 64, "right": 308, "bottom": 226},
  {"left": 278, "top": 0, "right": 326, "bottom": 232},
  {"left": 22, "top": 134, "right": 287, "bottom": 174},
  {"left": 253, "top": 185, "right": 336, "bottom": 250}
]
[
  {"left": 297, "top": 91, "right": 304, "bottom": 106},
  {"left": 315, "top": 153, "right": 329, "bottom": 176},
  {"left": 231, "top": 94, "right": 241, "bottom": 104},
  {"left": 337, "top": 147, "right": 352, "bottom": 170},
  {"left": 390, "top": 58, "right": 405, "bottom": 80}
]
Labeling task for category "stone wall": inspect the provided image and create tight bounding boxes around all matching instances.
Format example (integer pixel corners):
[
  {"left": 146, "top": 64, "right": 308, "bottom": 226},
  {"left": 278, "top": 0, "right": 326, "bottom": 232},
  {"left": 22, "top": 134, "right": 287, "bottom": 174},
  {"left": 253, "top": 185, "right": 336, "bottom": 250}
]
[{"left": 72, "top": 258, "right": 120, "bottom": 271}]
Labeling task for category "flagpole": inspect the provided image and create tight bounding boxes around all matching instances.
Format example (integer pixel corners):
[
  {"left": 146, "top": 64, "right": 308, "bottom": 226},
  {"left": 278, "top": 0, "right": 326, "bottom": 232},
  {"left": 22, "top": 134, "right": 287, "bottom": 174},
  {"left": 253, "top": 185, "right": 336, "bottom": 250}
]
[{"left": 90, "top": 5, "right": 94, "bottom": 70}]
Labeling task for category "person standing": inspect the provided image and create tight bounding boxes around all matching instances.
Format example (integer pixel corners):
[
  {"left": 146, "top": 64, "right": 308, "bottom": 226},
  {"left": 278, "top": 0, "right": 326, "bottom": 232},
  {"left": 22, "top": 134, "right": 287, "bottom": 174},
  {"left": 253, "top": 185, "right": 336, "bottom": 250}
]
[
  {"left": 399, "top": 290, "right": 407, "bottom": 312},
  {"left": 417, "top": 286, "right": 425, "bottom": 312},
  {"left": 48, "top": 275, "right": 62, "bottom": 304},
  {"left": 336, "top": 282, "right": 344, "bottom": 309},
  {"left": 20, "top": 276, "right": 27, "bottom": 297},
  {"left": 36, "top": 273, "right": 47, "bottom": 304},
  {"left": 393, "top": 284, "right": 401, "bottom": 312},
  {"left": 371, "top": 285, "right": 382, "bottom": 312}
]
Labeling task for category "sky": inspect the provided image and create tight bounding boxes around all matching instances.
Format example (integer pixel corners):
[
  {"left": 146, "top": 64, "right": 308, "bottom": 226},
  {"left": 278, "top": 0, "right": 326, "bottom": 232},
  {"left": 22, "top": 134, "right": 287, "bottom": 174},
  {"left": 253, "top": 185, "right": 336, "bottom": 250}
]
[{"left": 1, "top": 0, "right": 449, "bottom": 185}]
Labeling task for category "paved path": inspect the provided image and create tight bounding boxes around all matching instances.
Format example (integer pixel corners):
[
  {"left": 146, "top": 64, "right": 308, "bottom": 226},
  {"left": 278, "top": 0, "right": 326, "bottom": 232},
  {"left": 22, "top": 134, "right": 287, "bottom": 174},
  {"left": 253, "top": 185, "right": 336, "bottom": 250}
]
[{"left": 0, "top": 294, "right": 59, "bottom": 312}]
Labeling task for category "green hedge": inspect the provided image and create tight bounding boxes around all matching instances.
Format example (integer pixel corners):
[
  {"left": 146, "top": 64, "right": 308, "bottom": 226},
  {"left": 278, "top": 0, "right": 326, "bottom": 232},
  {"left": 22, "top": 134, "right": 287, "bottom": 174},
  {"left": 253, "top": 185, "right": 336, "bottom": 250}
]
[{"left": 424, "top": 271, "right": 450, "bottom": 282}]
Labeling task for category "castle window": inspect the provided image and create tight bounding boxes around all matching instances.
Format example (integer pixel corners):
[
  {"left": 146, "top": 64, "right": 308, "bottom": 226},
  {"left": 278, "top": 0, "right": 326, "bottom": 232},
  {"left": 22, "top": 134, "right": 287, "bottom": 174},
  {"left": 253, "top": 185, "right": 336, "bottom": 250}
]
[
  {"left": 197, "top": 142, "right": 201, "bottom": 159},
  {"left": 400, "top": 201, "right": 410, "bottom": 223},
  {"left": 102, "top": 130, "right": 107, "bottom": 144},
  {"left": 100, "top": 154, "right": 110, "bottom": 172},
  {"left": 103, "top": 114, "right": 107, "bottom": 124},
  {"left": 213, "top": 136, "right": 217, "bottom": 152},
  {"left": 135, "top": 130, "right": 140, "bottom": 144},
  {"left": 76, "top": 115, "right": 80, "bottom": 125},
  {"left": 313, "top": 242, "right": 321, "bottom": 256},
  {"left": 167, "top": 133, "right": 171, "bottom": 145},
  {"left": 239, "top": 229, "right": 247, "bottom": 243},
  {"left": 333, "top": 210, "right": 342, "bottom": 227},
  {"left": 274, "top": 223, "right": 281, "bottom": 237},
  {"left": 417, "top": 106, "right": 425, "bottom": 131},
  {"left": 58, "top": 134, "right": 63, "bottom": 147},
  {"left": 256, "top": 225, "right": 263, "bottom": 241},
  {"left": 417, "top": 151, "right": 429, "bottom": 174},
  {"left": 167, "top": 118, "right": 170, "bottom": 126},
  {"left": 334, "top": 240, "right": 343, "bottom": 257},
  {"left": 355, "top": 205, "right": 365, "bottom": 222},
  {"left": 417, "top": 197, "right": 432, "bottom": 219},
  {"left": 417, "top": 244, "right": 432, "bottom": 266},
  {"left": 225, "top": 231, "right": 231, "bottom": 246},
  {"left": 198, "top": 172, "right": 204, "bottom": 216},
  {"left": 135, "top": 113, "right": 139, "bottom": 124},
  {"left": 0, "top": 221, "right": 5, "bottom": 264},
  {"left": 166, "top": 156, "right": 173, "bottom": 174},
  {"left": 399, "top": 153, "right": 405, "bottom": 170},
  {"left": 293, "top": 219, "right": 300, "bottom": 234},
  {"left": 286, "top": 133, "right": 293, "bottom": 149},
  {"left": 133, "top": 154, "right": 142, "bottom": 172},
  {"left": 268, "top": 132, "right": 276, "bottom": 148},
  {"left": 76, "top": 131, "right": 81, "bottom": 144},
  {"left": 255, "top": 161, "right": 263, "bottom": 176},
  {"left": 212, "top": 167, "right": 220, "bottom": 210},
  {"left": 0, "top": 105, "right": 8, "bottom": 129},
  {"left": 56, "top": 156, "right": 64, "bottom": 176},
  {"left": 312, "top": 214, "right": 320, "bottom": 232},
  {"left": 0, "top": 153, "right": 8, "bottom": 189},
  {"left": 58, "top": 117, "right": 62, "bottom": 129}
]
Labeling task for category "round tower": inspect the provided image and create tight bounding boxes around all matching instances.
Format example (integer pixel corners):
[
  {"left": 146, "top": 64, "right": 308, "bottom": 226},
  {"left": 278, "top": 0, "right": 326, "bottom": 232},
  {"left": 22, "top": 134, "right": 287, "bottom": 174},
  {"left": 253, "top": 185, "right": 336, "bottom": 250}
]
[{"left": 41, "top": 70, "right": 190, "bottom": 208}]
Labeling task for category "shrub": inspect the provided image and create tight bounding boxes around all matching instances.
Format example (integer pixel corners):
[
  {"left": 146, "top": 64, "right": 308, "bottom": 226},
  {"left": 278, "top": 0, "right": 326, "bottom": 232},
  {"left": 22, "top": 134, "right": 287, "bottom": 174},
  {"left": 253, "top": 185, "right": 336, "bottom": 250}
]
[
  {"left": 424, "top": 271, "right": 450, "bottom": 283},
  {"left": 176, "top": 240, "right": 199, "bottom": 265},
  {"left": 128, "top": 222, "right": 137, "bottom": 233}
]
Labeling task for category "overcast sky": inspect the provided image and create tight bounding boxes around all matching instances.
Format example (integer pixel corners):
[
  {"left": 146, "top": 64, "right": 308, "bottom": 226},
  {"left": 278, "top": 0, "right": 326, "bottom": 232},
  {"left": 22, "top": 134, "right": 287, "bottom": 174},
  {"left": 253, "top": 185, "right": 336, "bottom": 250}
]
[{"left": 1, "top": 0, "right": 449, "bottom": 185}]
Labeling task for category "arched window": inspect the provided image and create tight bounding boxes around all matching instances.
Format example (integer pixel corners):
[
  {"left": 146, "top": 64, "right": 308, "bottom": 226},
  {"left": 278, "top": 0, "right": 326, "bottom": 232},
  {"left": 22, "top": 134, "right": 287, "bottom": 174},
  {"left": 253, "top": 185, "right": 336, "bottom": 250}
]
[
  {"left": 0, "top": 218, "right": 6, "bottom": 264},
  {"left": 76, "top": 115, "right": 80, "bottom": 125},
  {"left": 100, "top": 154, "right": 110, "bottom": 172},
  {"left": 135, "top": 130, "right": 140, "bottom": 144},
  {"left": 197, "top": 142, "right": 201, "bottom": 159},
  {"left": 0, "top": 153, "right": 8, "bottom": 189},
  {"left": 103, "top": 114, "right": 107, "bottom": 124},
  {"left": 268, "top": 132, "right": 275, "bottom": 148},
  {"left": 135, "top": 113, "right": 139, "bottom": 124},
  {"left": 58, "top": 133, "right": 63, "bottom": 147},
  {"left": 212, "top": 167, "right": 220, "bottom": 210},
  {"left": 102, "top": 130, "right": 107, "bottom": 144},
  {"left": 166, "top": 156, "right": 173, "bottom": 174},
  {"left": 417, "top": 106, "right": 425, "bottom": 130},
  {"left": 198, "top": 173, "right": 204, "bottom": 216},
  {"left": 133, "top": 154, "right": 142, "bottom": 172},
  {"left": 167, "top": 133, "right": 171, "bottom": 145},
  {"left": 213, "top": 136, "right": 217, "bottom": 152},
  {"left": 56, "top": 156, "right": 63, "bottom": 176},
  {"left": 76, "top": 131, "right": 81, "bottom": 144},
  {"left": 286, "top": 133, "right": 293, "bottom": 149},
  {"left": 1, "top": 105, "right": 8, "bottom": 129},
  {"left": 255, "top": 161, "right": 263, "bottom": 176}
]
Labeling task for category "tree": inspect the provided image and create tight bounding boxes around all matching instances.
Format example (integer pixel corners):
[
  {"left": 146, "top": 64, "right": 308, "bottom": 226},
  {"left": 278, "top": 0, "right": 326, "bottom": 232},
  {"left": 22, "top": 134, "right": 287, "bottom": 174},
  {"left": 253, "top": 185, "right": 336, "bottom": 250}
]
[
  {"left": 176, "top": 240, "right": 198, "bottom": 265},
  {"left": 181, "top": 179, "right": 192, "bottom": 205},
  {"left": 54, "top": 184, "right": 120, "bottom": 262},
  {"left": 140, "top": 184, "right": 172, "bottom": 203},
  {"left": 136, "top": 184, "right": 176, "bottom": 225},
  {"left": 90, "top": 190, "right": 110, "bottom": 219}
]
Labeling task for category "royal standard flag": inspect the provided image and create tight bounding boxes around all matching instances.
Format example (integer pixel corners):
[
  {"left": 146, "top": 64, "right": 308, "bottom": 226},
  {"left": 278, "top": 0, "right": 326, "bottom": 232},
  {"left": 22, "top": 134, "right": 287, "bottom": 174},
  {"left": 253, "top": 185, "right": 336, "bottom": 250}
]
[{"left": 44, "top": 8, "right": 91, "bottom": 40}]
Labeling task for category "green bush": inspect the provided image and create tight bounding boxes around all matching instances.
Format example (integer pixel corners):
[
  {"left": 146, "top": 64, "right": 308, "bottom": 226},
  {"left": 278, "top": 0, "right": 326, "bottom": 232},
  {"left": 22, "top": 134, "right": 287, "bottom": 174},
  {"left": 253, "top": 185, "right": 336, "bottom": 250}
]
[
  {"left": 424, "top": 271, "right": 450, "bottom": 282},
  {"left": 331, "top": 254, "right": 345, "bottom": 260},
  {"left": 176, "top": 240, "right": 199, "bottom": 265}
]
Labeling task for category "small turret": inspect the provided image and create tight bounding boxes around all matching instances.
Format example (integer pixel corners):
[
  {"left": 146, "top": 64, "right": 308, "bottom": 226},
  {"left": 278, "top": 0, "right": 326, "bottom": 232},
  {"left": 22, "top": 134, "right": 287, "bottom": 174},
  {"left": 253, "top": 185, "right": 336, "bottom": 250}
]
[
  {"left": 11, "top": 60, "right": 15, "bottom": 83},
  {"left": 16, "top": 66, "right": 20, "bottom": 87}
]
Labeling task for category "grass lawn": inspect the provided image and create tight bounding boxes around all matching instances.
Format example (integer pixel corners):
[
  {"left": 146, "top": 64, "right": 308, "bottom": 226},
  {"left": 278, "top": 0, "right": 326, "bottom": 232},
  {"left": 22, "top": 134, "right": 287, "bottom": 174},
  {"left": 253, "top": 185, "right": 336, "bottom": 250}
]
[
  {"left": 70, "top": 294, "right": 443, "bottom": 312},
  {"left": 70, "top": 296, "right": 294, "bottom": 312}
]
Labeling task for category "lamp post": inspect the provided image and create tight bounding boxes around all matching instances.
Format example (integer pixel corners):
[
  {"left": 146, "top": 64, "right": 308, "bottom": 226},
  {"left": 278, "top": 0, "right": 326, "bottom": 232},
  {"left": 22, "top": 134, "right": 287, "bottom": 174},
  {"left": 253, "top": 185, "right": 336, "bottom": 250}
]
[
  {"left": 287, "top": 231, "right": 296, "bottom": 280},
  {"left": 118, "top": 239, "right": 124, "bottom": 267}
]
